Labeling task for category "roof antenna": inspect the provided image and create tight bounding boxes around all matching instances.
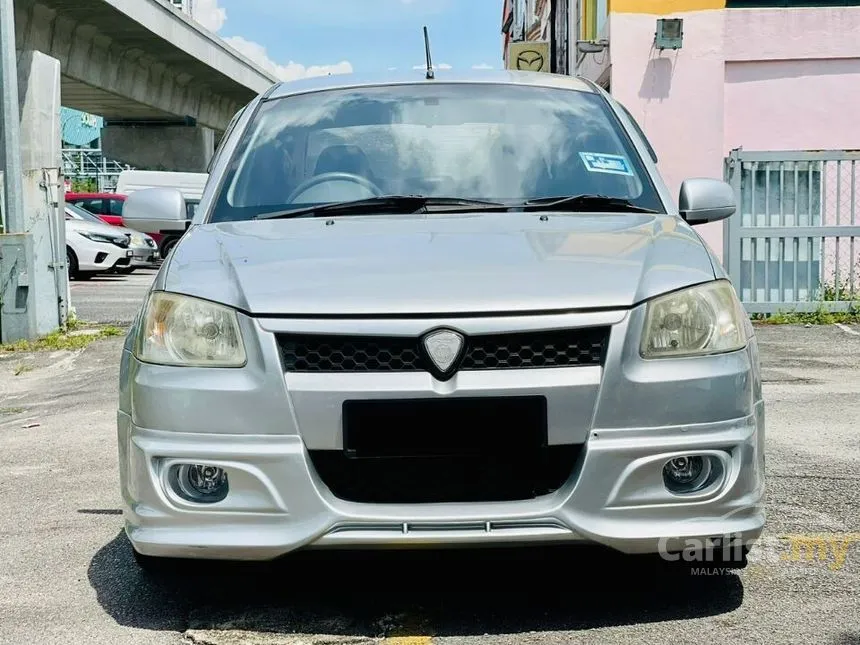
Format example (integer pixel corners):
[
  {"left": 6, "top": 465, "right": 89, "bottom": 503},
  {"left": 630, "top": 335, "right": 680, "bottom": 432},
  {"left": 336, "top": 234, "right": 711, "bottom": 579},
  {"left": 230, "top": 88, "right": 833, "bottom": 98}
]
[{"left": 423, "top": 25, "right": 435, "bottom": 80}]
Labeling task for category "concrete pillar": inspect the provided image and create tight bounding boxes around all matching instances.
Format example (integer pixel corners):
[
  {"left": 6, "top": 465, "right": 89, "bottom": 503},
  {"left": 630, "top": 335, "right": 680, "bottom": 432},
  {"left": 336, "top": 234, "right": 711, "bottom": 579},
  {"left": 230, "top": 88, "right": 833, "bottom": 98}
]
[
  {"left": 101, "top": 124, "right": 216, "bottom": 172},
  {"left": 0, "top": 50, "right": 67, "bottom": 343}
]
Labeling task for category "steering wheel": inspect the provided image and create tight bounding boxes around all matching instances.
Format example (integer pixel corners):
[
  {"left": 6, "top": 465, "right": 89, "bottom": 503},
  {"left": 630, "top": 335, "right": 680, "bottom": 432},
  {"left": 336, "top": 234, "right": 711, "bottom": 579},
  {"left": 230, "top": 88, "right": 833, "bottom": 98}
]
[{"left": 285, "top": 172, "right": 383, "bottom": 204}]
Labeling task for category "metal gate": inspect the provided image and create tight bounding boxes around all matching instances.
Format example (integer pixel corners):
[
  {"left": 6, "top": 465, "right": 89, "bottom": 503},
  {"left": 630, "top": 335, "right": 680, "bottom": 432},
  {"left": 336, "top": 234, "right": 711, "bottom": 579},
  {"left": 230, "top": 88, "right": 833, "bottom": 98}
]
[{"left": 724, "top": 148, "right": 860, "bottom": 314}]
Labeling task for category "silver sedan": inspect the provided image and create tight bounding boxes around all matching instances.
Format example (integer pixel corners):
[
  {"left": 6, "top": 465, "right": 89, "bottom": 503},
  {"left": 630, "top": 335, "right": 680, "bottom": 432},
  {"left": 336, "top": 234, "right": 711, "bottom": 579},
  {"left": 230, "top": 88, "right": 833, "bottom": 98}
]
[{"left": 118, "top": 70, "right": 765, "bottom": 571}]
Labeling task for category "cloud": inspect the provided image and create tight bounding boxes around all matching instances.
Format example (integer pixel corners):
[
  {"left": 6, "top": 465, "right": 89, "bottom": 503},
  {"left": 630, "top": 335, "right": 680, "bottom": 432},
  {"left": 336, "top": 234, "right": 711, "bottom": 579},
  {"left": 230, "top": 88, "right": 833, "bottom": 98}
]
[
  {"left": 412, "top": 63, "right": 452, "bottom": 70},
  {"left": 191, "top": 0, "right": 227, "bottom": 32},
  {"left": 225, "top": 36, "right": 352, "bottom": 81},
  {"left": 472, "top": 63, "right": 494, "bottom": 70},
  {"left": 189, "top": 1, "right": 353, "bottom": 82}
]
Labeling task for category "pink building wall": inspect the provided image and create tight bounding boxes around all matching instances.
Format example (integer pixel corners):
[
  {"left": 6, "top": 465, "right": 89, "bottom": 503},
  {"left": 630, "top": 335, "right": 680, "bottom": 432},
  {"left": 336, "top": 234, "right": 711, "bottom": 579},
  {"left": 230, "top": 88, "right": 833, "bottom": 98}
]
[{"left": 599, "top": 6, "right": 860, "bottom": 263}]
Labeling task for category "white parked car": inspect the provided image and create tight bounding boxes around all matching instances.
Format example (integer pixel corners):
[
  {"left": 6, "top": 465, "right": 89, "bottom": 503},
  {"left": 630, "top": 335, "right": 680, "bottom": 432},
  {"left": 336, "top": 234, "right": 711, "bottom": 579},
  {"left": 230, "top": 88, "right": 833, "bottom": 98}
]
[
  {"left": 64, "top": 204, "right": 135, "bottom": 280},
  {"left": 65, "top": 203, "right": 159, "bottom": 277}
]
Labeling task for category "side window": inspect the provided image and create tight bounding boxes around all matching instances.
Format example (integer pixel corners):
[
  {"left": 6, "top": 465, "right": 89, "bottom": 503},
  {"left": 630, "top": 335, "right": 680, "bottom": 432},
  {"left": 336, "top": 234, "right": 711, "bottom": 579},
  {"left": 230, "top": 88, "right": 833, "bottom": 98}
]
[
  {"left": 618, "top": 104, "right": 658, "bottom": 164},
  {"left": 79, "top": 199, "right": 105, "bottom": 215},
  {"left": 108, "top": 199, "right": 124, "bottom": 216}
]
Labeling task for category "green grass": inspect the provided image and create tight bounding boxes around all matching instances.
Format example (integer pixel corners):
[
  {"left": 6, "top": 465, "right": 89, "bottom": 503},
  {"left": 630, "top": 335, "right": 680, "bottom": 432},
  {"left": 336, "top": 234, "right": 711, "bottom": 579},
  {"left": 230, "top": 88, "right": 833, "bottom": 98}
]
[
  {"left": 0, "top": 324, "right": 123, "bottom": 354},
  {"left": 751, "top": 306, "right": 860, "bottom": 326}
]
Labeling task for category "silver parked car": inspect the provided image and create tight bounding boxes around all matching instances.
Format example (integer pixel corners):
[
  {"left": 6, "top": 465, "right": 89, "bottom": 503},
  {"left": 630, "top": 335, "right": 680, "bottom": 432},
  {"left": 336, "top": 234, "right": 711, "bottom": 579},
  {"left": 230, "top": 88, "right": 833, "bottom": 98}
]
[{"left": 118, "top": 71, "right": 765, "bottom": 571}]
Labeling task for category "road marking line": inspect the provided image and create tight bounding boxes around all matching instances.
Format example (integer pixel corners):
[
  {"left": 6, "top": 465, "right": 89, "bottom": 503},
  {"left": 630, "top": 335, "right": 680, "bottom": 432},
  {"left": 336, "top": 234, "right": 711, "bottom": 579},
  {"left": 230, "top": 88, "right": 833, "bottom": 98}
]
[
  {"left": 384, "top": 638, "right": 433, "bottom": 644},
  {"left": 834, "top": 323, "right": 860, "bottom": 336}
]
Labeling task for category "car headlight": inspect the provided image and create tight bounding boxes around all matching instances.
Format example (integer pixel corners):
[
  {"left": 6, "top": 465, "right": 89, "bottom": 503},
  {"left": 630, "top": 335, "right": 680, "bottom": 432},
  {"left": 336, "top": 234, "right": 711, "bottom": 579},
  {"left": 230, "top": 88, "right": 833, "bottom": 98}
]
[
  {"left": 78, "top": 231, "right": 122, "bottom": 244},
  {"left": 130, "top": 233, "right": 146, "bottom": 246},
  {"left": 135, "top": 291, "right": 247, "bottom": 367},
  {"left": 640, "top": 280, "right": 748, "bottom": 359}
]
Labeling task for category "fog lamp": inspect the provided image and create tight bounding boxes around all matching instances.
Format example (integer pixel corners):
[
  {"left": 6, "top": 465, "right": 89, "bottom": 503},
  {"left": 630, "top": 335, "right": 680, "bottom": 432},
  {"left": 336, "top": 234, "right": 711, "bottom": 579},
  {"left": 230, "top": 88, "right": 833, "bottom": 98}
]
[
  {"left": 663, "top": 455, "right": 721, "bottom": 494},
  {"left": 171, "top": 463, "right": 229, "bottom": 503}
]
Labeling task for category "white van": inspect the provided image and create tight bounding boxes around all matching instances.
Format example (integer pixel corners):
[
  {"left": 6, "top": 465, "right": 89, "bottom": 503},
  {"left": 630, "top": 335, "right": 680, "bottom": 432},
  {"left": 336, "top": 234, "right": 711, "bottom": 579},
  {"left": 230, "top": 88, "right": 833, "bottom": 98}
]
[
  {"left": 115, "top": 170, "right": 208, "bottom": 256},
  {"left": 115, "top": 170, "right": 208, "bottom": 219}
]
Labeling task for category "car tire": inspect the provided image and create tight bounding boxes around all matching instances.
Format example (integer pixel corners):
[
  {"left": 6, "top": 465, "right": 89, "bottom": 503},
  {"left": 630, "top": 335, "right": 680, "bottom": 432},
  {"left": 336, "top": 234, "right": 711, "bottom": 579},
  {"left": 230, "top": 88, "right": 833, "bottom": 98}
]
[
  {"left": 159, "top": 236, "right": 179, "bottom": 259},
  {"left": 66, "top": 247, "right": 79, "bottom": 279}
]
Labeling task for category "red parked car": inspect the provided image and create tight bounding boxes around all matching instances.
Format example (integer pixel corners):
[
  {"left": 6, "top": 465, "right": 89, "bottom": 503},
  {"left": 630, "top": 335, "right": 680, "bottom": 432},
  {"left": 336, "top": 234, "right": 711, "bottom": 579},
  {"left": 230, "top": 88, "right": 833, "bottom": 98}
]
[{"left": 65, "top": 192, "right": 165, "bottom": 247}]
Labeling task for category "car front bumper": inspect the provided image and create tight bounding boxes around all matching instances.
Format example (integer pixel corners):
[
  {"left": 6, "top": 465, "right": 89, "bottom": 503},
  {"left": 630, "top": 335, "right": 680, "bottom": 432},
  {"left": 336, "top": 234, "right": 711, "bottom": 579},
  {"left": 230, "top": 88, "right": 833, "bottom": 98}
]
[
  {"left": 76, "top": 244, "right": 132, "bottom": 272},
  {"left": 129, "top": 247, "right": 160, "bottom": 267},
  {"left": 118, "top": 307, "right": 766, "bottom": 561}
]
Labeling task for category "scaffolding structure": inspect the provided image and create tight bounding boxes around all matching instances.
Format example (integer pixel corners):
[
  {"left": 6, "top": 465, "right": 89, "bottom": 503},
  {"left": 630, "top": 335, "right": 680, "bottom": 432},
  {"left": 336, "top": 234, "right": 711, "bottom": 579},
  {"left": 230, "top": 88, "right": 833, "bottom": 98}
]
[{"left": 62, "top": 148, "right": 134, "bottom": 192}]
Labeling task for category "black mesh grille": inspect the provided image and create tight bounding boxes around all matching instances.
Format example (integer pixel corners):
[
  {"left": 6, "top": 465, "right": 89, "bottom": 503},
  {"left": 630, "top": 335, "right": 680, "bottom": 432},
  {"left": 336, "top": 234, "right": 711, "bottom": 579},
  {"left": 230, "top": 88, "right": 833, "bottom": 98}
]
[{"left": 277, "top": 327, "right": 609, "bottom": 373}]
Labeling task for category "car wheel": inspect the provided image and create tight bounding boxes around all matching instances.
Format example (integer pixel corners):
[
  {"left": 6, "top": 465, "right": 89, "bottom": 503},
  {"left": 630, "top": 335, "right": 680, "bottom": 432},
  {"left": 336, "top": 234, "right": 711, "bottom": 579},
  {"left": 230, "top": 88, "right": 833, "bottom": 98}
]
[
  {"left": 66, "top": 247, "right": 79, "bottom": 279},
  {"left": 159, "top": 236, "right": 179, "bottom": 258}
]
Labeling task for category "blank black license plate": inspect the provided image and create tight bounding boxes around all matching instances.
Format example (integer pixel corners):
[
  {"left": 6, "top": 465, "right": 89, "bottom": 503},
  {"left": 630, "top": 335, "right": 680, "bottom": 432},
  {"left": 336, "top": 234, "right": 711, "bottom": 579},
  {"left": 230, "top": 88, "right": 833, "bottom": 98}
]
[{"left": 342, "top": 396, "right": 547, "bottom": 459}]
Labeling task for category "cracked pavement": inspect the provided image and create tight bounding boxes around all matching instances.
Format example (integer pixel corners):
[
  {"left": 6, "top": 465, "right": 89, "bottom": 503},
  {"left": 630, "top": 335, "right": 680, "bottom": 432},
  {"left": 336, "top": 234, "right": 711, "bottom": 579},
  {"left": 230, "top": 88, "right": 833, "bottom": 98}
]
[{"left": 1, "top": 277, "right": 859, "bottom": 644}]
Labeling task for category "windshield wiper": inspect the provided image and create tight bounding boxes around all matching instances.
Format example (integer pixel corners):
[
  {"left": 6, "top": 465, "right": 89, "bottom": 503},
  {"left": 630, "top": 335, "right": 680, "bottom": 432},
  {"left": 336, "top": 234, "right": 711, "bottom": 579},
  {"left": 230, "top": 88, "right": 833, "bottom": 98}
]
[
  {"left": 519, "top": 194, "right": 659, "bottom": 214},
  {"left": 255, "top": 195, "right": 508, "bottom": 220}
]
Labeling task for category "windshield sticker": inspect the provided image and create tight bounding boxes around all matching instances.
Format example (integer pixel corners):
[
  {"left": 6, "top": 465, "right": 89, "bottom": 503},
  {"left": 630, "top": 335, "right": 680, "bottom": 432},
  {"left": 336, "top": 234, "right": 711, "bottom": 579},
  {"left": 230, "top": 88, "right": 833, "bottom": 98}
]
[{"left": 579, "top": 152, "right": 634, "bottom": 176}]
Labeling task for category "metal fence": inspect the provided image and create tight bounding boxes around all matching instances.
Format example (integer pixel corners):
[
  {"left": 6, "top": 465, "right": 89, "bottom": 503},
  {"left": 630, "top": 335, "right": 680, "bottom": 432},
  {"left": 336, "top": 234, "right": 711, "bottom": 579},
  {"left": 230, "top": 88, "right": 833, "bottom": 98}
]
[{"left": 723, "top": 148, "right": 860, "bottom": 314}]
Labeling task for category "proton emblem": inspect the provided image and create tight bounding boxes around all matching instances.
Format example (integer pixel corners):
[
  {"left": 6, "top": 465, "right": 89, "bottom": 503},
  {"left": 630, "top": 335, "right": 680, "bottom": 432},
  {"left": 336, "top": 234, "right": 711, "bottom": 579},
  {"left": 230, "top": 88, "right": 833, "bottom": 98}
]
[{"left": 421, "top": 328, "right": 465, "bottom": 379}]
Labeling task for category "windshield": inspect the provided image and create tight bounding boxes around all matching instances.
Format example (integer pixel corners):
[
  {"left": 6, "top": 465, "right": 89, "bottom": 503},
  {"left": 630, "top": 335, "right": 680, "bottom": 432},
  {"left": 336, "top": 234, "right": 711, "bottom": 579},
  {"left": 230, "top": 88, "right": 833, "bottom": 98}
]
[
  {"left": 209, "top": 83, "right": 664, "bottom": 223},
  {"left": 66, "top": 202, "right": 107, "bottom": 224}
]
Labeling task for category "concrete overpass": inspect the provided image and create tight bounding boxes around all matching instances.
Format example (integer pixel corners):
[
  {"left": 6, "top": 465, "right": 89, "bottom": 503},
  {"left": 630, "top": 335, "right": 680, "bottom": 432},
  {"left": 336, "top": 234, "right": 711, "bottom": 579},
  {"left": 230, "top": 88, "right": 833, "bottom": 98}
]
[
  {"left": 13, "top": 0, "right": 278, "bottom": 170},
  {"left": 1, "top": 0, "right": 278, "bottom": 343}
]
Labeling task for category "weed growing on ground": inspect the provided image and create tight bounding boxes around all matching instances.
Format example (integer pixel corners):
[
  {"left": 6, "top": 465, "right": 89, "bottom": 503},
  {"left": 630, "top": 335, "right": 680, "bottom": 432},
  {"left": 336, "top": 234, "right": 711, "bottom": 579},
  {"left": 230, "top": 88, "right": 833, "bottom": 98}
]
[
  {"left": 751, "top": 305, "right": 860, "bottom": 326},
  {"left": 0, "top": 325, "right": 123, "bottom": 354}
]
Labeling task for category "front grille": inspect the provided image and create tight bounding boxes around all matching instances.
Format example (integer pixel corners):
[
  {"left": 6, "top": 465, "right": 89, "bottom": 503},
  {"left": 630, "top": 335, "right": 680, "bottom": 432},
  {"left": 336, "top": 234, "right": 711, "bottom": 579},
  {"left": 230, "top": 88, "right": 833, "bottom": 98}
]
[
  {"left": 308, "top": 395, "right": 582, "bottom": 504},
  {"left": 309, "top": 446, "right": 582, "bottom": 504},
  {"left": 277, "top": 327, "right": 609, "bottom": 373}
]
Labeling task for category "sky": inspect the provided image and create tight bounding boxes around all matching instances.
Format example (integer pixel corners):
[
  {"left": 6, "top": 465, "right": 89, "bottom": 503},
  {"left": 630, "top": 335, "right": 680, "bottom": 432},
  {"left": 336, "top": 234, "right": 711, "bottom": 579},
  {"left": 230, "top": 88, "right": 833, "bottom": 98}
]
[{"left": 191, "top": 0, "right": 505, "bottom": 81}]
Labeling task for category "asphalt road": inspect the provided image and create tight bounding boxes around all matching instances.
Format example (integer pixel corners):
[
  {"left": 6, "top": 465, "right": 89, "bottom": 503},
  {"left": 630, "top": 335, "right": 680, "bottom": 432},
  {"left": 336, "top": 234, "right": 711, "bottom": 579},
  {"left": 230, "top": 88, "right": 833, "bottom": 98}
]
[
  {"left": 69, "top": 268, "right": 158, "bottom": 325},
  {"left": 1, "top": 276, "right": 859, "bottom": 644}
]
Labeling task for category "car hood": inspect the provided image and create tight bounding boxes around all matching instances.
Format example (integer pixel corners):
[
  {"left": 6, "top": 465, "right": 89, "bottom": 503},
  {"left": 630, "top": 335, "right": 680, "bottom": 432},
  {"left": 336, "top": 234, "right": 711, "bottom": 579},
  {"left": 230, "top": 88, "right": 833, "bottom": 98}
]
[
  {"left": 161, "top": 212, "right": 718, "bottom": 316},
  {"left": 66, "top": 218, "right": 128, "bottom": 237}
]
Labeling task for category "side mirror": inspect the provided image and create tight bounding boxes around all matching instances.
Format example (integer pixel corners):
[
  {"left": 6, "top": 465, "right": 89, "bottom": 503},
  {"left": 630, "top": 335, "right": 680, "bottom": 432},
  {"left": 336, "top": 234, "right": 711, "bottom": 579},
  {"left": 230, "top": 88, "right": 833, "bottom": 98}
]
[
  {"left": 121, "top": 187, "right": 187, "bottom": 234},
  {"left": 678, "top": 178, "right": 736, "bottom": 225}
]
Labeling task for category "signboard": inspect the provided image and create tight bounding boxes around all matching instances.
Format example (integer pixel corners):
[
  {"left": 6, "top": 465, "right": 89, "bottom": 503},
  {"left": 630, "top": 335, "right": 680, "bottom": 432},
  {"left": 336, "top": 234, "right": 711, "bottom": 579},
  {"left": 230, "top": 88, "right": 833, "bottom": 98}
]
[
  {"left": 506, "top": 41, "right": 550, "bottom": 73},
  {"left": 80, "top": 113, "right": 99, "bottom": 128}
]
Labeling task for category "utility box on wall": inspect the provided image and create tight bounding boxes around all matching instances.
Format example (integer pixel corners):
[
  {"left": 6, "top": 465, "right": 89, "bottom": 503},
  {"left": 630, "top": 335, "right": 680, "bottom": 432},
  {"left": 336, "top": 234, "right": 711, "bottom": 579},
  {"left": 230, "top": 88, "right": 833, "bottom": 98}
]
[{"left": 0, "top": 234, "right": 37, "bottom": 343}]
